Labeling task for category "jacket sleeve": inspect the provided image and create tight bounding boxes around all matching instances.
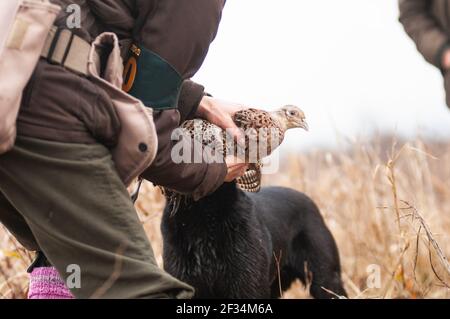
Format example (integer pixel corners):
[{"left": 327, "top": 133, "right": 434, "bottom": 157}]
[
  {"left": 399, "top": 0, "right": 449, "bottom": 68},
  {"left": 141, "top": 110, "right": 227, "bottom": 201}
]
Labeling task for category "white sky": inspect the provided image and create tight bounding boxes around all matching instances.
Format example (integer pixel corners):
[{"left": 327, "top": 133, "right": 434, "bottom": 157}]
[{"left": 193, "top": 0, "right": 450, "bottom": 151}]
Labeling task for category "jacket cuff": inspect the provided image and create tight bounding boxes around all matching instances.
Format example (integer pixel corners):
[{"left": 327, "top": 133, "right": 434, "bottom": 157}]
[{"left": 178, "top": 80, "right": 205, "bottom": 123}]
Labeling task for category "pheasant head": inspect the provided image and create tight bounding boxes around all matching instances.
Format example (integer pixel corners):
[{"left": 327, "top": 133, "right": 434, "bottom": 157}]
[{"left": 270, "top": 105, "right": 309, "bottom": 132}]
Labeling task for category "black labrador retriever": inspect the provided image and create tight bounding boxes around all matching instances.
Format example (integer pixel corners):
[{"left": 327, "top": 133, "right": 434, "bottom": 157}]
[{"left": 161, "top": 182, "right": 347, "bottom": 299}]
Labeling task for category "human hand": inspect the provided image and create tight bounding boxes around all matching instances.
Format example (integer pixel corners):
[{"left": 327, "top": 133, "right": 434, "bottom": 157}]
[
  {"left": 224, "top": 156, "right": 248, "bottom": 182},
  {"left": 197, "top": 95, "right": 246, "bottom": 144},
  {"left": 442, "top": 48, "right": 450, "bottom": 71}
]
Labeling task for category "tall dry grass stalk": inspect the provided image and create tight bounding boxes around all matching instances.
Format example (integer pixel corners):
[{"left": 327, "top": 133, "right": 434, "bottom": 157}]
[{"left": 1, "top": 138, "right": 449, "bottom": 299}]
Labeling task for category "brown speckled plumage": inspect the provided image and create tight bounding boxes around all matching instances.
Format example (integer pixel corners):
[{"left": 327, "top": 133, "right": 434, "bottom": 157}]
[
  {"left": 179, "top": 106, "right": 307, "bottom": 193},
  {"left": 161, "top": 105, "right": 307, "bottom": 215}
]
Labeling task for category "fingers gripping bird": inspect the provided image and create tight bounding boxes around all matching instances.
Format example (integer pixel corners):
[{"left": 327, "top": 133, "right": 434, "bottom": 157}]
[{"left": 181, "top": 105, "right": 309, "bottom": 192}]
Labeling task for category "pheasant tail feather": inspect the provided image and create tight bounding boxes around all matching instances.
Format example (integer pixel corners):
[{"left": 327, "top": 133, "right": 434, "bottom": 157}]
[{"left": 236, "top": 163, "right": 262, "bottom": 193}]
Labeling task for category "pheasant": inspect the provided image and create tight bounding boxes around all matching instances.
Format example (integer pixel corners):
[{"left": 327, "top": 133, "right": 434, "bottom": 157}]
[
  {"left": 152, "top": 105, "right": 308, "bottom": 214},
  {"left": 180, "top": 105, "right": 309, "bottom": 192}
]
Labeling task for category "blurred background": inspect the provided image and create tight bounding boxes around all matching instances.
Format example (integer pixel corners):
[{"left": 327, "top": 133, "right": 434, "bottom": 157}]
[{"left": 194, "top": 0, "right": 450, "bottom": 151}]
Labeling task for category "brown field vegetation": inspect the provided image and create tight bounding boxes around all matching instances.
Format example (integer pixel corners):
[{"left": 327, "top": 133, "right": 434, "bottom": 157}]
[{"left": 1, "top": 137, "right": 450, "bottom": 299}]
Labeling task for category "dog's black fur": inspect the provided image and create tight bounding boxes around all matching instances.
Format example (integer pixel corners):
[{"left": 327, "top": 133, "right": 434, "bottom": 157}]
[{"left": 161, "top": 183, "right": 347, "bottom": 299}]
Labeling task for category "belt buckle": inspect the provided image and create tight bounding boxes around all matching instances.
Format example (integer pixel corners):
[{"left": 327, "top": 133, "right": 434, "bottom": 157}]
[
  {"left": 45, "top": 28, "right": 89, "bottom": 76},
  {"left": 47, "top": 28, "right": 75, "bottom": 67}
]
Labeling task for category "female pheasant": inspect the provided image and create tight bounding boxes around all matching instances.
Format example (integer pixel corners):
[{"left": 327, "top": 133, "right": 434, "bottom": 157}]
[
  {"left": 180, "top": 105, "right": 309, "bottom": 192},
  {"left": 154, "top": 105, "right": 308, "bottom": 214}
]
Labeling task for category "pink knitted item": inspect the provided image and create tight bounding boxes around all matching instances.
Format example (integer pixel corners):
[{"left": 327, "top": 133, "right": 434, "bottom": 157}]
[{"left": 28, "top": 267, "right": 74, "bottom": 299}]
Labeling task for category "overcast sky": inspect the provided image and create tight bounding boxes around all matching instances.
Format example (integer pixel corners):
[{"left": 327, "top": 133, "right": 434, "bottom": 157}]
[{"left": 193, "top": 0, "right": 450, "bottom": 151}]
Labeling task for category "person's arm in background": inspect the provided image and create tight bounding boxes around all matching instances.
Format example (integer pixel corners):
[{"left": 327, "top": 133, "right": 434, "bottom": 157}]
[{"left": 399, "top": 0, "right": 450, "bottom": 70}]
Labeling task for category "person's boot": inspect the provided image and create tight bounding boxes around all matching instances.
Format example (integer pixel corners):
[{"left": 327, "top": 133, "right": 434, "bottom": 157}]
[{"left": 27, "top": 251, "right": 74, "bottom": 299}]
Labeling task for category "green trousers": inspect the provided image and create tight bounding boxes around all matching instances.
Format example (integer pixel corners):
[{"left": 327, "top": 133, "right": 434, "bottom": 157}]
[{"left": 0, "top": 136, "right": 194, "bottom": 299}]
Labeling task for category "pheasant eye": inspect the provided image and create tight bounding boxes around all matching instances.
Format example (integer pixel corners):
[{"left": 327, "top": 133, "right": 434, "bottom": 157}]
[{"left": 289, "top": 111, "right": 297, "bottom": 116}]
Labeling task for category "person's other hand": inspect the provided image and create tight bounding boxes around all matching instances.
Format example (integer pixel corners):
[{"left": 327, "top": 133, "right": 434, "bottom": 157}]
[
  {"left": 196, "top": 95, "right": 246, "bottom": 144},
  {"left": 224, "top": 156, "right": 248, "bottom": 182},
  {"left": 442, "top": 48, "right": 450, "bottom": 70}
]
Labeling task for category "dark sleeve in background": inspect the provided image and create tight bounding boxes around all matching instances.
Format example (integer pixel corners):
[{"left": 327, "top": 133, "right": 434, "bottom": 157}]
[{"left": 398, "top": 0, "right": 449, "bottom": 69}]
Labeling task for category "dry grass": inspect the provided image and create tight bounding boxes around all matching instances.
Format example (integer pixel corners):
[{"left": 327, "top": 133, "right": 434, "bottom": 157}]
[{"left": 1, "top": 137, "right": 450, "bottom": 299}]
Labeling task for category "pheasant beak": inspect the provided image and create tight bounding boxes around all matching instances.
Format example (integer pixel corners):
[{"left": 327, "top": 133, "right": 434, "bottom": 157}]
[{"left": 297, "top": 119, "right": 309, "bottom": 131}]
